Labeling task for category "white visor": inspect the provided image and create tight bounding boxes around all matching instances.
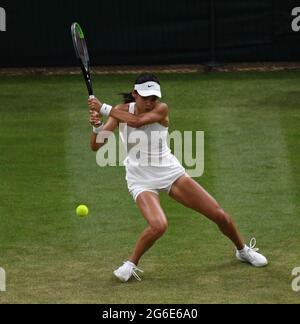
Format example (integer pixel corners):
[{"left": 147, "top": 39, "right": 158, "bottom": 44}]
[{"left": 134, "top": 81, "right": 162, "bottom": 98}]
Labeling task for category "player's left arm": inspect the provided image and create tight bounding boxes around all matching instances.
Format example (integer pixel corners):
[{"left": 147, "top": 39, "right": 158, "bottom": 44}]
[
  {"left": 110, "top": 103, "right": 168, "bottom": 128},
  {"left": 88, "top": 97, "right": 168, "bottom": 128}
]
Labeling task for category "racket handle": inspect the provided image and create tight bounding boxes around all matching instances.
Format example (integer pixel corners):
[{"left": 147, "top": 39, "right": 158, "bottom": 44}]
[{"left": 89, "top": 95, "right": 95, "bottom": 99}]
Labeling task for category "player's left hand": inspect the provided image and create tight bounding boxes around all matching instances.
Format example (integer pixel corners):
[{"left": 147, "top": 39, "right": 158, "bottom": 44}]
[
  {"left": 89, "top": 109, "right": 101, "bottom": 126},
  {"left": 88, "top": 97, "right": 102, "bottom": 112}
]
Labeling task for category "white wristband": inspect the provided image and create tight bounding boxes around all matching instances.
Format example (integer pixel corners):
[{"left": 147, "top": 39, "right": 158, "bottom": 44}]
[
  {"left": 100, "top": 103, "right": 113, "bottom": 117},
  {"left": 92, "top": 122, "right": 104, "bottom": 134}
]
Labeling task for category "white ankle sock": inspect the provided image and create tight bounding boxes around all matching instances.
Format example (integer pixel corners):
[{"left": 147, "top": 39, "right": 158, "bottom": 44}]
[
  {"left": 126, "top": 261, "right": 136, "bottom": 267},
  {"left": 239, "top": 245, "right": 248, "bottom": 252}
]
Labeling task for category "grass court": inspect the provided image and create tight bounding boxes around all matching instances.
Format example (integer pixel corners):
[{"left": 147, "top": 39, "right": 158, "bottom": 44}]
[{"left": 0, "top": 71, "right": 299, "bottom": 303}]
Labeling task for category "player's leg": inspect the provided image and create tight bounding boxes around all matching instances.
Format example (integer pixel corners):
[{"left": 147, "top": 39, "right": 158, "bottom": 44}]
[
  {"left": 113, "top": 191, "right": 168, "bottom": 282},
  {"left": 169, "top": 176, "right": 245, "bottom": 249},
  {"left": 169, "top": 176, "right": 268, "bottom": 267},
  {"left": 128, "top": 191, "right": 168, "bottom": 266}
]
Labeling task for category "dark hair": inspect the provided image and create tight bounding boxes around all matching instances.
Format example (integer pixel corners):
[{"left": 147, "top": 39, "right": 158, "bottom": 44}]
[{"left": 120, "top": 73, "right": 161, "bottom": 104}]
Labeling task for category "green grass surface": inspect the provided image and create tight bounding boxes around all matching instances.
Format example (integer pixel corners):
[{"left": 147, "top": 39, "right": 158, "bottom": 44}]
[{"left": 0, "top": 72, "right": 299, "bottom": 304}]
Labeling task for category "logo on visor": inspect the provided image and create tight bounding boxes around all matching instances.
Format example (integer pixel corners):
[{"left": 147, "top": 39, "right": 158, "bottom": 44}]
[{"left": 148, "top": 84, "right": 155, "bottom": 88}]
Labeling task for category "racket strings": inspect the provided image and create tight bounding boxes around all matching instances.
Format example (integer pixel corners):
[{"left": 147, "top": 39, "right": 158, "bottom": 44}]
[{"left": 74, "top": 29, "right": 89, "bottom": 68}]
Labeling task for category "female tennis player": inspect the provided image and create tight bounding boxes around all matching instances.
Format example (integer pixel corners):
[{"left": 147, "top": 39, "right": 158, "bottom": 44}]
[{"left": 88, "top": 73, "right": 268, "bottom": 282}]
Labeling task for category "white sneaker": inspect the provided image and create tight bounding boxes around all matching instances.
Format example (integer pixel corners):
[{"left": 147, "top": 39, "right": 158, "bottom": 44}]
[
  {"left": 113, "top": 261, "right": 144, "bottom": 282},
  {"left": 236, "top": 238, "right": 268, "bottom": 267}
]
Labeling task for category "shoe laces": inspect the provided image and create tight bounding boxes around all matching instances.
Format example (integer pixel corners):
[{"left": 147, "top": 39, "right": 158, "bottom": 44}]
[
  {"left": 246, "top": 238, "right": 260, "bottom": 261},
  {"left": 249, "top": 237, "right": 259, "bottom": 252},
  {"left": 124, "top": 262, "right": 144, "bottom": 281}
]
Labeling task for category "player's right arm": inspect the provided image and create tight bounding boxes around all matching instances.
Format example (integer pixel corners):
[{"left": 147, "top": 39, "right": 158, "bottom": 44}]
[
  {"left": 89, "top": 112, "right": 118, "bottom": 152},
  {"left": 89, "top": 105, "right": 127, "bottom": 151}
]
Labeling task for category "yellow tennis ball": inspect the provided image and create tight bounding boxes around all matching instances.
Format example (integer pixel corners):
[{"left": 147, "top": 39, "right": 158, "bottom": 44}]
[{"left": 76, "top": 205, "right": 89, "bottom": 217}]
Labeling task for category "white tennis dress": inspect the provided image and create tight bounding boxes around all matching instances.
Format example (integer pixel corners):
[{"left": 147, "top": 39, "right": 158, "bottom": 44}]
[{"left": 119, "top": 102, "right": 186, "bottom": 201}]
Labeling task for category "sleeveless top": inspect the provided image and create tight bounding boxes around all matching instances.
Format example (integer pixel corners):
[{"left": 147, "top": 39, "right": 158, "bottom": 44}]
[
  {"left": 118, "top": 103, "right": 186, "bottom": 191},
  {"left": 119, "top": 102, "right": 172, "bottom": 167}
]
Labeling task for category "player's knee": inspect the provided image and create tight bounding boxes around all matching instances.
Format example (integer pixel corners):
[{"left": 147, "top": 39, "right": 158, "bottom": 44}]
[
  {"left": 151, "top": 219, "right": 168, "bottom": 238},
  {"left": 215, "top": 208, "right": 232, "bottom": 228}
]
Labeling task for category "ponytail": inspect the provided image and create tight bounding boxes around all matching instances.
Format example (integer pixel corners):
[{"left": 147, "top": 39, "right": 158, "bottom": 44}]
[{"left": 120, "top": 92, "right": 135, "bottom": 104}]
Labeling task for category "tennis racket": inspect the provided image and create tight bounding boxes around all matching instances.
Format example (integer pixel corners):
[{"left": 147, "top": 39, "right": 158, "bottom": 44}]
[{"left": 71, "top": 22, "right": 94, "bottom": 99}]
